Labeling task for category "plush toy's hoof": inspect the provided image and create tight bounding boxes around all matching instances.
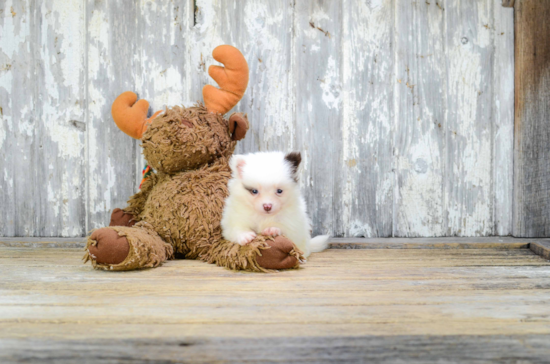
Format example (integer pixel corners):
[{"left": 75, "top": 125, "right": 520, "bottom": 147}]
[
  {"left": 110, "top": 208, "right": 136, "bottom": 227},
  {"left": 256, "top": 236, "right": 301, "bottom": 270},
  {"left": 88, "top": 228, "right": 130, "bottom": 265}
]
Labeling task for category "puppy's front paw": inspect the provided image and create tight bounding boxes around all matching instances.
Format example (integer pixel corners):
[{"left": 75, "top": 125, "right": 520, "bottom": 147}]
[
  {"left": 262, "top": 227, "right": 282, "bottom": 237},
  {"left": 236, "top": 231, "right": 257, "bottom": 245}
]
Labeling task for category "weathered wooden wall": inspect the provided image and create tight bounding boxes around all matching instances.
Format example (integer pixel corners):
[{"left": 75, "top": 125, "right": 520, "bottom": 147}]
[
  {"left": 0, "top": 0, "right": 514, "bottom": 238},
  {"left": 513, "top": 0, "right": 550, "bottom": 237}
]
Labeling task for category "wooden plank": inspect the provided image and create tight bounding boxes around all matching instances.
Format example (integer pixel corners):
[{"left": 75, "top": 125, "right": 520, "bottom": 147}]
[
  {"left": 136, "top": 0, "right": 189, "bottom": 114},
  {"left": 336, "top": 0, "right": 393, "bottom": 237},
  {"left": 4, "top": 275, "right": 550, "bottom": 294},
  {"left": 0, "top": 237, "right": 85, "bottom": 248},
  {"left": 216, "top": 0, "right": 295, "bottom": 155},
  {"left": 4, "top": 304, "right": 550, "bottom": 328},
  {"left": 4, "top": 284, "right": 550, "bottom": 307},
  {"left": 394, "top": 0, "right": 446, "bottom": 237},
  {"left": 0, "top": 0, "right": 519, "bottom": 238},
  {"left": 135, "top": 0, "right": 190, "bottom": 184},
  {"left": 0, "top": 237, "right": 544, "bottom": 250},
  {"left": 0, "top": 0, "right": 35, "bottom": 236},
  {"left": 0, "top": 247, "right": 550, "bottom": 363},
  {"left": 186, "top": 0, "right": 223, "bottom": 104},
  {"left": 293, "top": 0, "right": 342, "bottom": 236},
  {"left": 1, "top": 237, "right": 542, "bottom": 250},
  {"left": 4, "top": 262, "right": 550, "bottom": 281},
  {"left": 1, "top": 245, "right": 543, "bottom": 260},
  {"left": 502, "top": 0, "right": 515, "bottom": 8},
  {"left": 530, "top": 241, "right": 550, "bottom": 261},
  {"left": 86, "top": 0, "right": 140, "bottom": 230},
  {"left": 35, "top": 0, "right": 86, "bottom": 237},
  {"left": 4, "top": 321, "right": 550, "bottom": 341},
  {"left": 445, "top": 1, "right": 494, "bottom": 236},
  {"left": 492, "top": 3, "right": 514, "bottom": 235},
  {"left": 1, "top": 335, "right": 549, "bottom": 364},
  {"left": 513, "top": 0, "right": 550, "bottom": 237},
  {"left": 330, "top": 237, "right": 533, "bottom": 249}
]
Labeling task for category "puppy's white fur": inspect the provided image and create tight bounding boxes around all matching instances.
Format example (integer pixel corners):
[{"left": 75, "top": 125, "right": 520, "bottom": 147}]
[{"left": 222, "top": 151, "right": 328, "bottom": 257}]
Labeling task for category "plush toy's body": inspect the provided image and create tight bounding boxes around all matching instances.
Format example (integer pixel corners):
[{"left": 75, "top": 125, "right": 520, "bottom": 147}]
[{"left": 83, "top": 46, "right": 304, "bottom": 272}]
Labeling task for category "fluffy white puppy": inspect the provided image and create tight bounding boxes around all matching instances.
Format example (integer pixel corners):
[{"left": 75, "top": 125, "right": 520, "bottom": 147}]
[{"left": 221, "top": 151, "right": 329, "bottom": 258}]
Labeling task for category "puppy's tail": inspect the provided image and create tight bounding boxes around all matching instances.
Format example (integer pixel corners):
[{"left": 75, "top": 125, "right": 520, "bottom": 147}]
[{"left": 309, "top": 235, "right": 330, "bottom": 253}]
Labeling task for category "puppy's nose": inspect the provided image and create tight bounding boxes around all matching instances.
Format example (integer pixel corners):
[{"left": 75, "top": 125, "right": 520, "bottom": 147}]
[{"left": 263, "top": 204, "right": 272, "bottom": 212}]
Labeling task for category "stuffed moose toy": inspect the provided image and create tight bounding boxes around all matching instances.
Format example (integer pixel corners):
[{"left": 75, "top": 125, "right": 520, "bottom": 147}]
[{"left": 83, "top": 45, "right": 304, "bottom": 272}]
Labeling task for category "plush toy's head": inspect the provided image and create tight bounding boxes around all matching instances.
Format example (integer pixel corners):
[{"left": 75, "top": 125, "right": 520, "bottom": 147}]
[{"left": 111, "top": 45, "right": 249, "bottom": 174}]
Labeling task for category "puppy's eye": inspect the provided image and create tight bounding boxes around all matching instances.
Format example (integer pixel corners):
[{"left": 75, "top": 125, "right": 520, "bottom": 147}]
[
  {"left": 251, "top": 189, "right": 259, "bottom": 195},
  {"left": 277, "top": 189, "right": 283, "bottom": 194}
]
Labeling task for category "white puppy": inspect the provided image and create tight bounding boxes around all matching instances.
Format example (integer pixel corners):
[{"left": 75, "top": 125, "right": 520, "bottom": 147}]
[{"left": 221, "top": 151, "right": 329, "bottom": 258}]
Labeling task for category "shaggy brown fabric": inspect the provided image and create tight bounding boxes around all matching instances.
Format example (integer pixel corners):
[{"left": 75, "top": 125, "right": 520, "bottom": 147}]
[
  {"left": 135, "top": 158, "right": 233, "bottom": 257},
  {"left": 84, "top": 103, "right": 305, "bottom": 272},
  {"left": 84, "top": 223, "right": 174, "bottom": 271},
  {"left": 109, "top": 208, "right": 136, "bottom": 227},
  {"left": 87, "top": 228, "right": 130, "bottom": 265},
  {"left": 255, "top": 236, "right": 303, "bottom": 270},
  {"left": 124, "top": 172, "right": 158, "bottom": 218},
  {"left": 142, "top": 105, "right": 235, "bottom": 175}
]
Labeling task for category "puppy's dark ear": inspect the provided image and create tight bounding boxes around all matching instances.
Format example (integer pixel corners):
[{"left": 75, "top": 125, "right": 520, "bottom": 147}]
[{"left": 284, "top": 152, "right": 301, "bottom": 182}]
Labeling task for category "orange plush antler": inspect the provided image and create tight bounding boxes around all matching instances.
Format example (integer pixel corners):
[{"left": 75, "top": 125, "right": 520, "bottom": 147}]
[
  {"left": 111, "top": 92, "right": 162, "bottom": 139},
  {"left": 203, "top": 45, "right": 249, "bottom": 114}
]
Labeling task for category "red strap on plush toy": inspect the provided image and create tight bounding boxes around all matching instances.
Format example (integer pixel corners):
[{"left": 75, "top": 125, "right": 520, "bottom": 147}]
[{"left": 139, "top": 164, "right": 153, "bottom": 189}]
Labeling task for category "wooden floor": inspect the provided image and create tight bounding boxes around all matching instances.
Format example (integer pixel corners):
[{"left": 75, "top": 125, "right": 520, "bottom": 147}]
[{"left": 1, "top": 246, "right": 550, "bottom": 363}]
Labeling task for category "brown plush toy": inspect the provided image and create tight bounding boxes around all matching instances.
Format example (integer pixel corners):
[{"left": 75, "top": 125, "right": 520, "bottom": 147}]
[{"left": 83, "top": 45, "right": 304, "bottom": 272}]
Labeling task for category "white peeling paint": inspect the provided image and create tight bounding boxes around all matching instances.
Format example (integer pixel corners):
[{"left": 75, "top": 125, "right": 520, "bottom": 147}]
[
  {"left": 0, "top": 0, "right": 29, "bottom": 59},
  {"left": 0, "top": 0, "right": 514, "bottom": 237},
  {"left": 243, "top": 1, "right": 293, "bottom": 144},
  {"left": 0, "top": 110, "right": 7, "bottom": 150},
  {"left": 396, "top": 134, "right": 444, "bottom": 237},
  {"left": 320, "top": 56, "right": 340, "bottom": 110},
  {"left": 87, "top": 10, "right": 110, "bottom": 79}
]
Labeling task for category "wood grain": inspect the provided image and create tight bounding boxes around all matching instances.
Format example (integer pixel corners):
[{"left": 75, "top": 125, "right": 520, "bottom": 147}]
[
  {"left": 513, "top": 0, "right": 550, "bottom": 237},
  {"left": 0, "top": 0, "right": 36, "bottom": 236},
  {"left": 0, "top": 0, "right": 517, "bottom": 238},
  {"left": 394, "top": 0, "right": 446, "bottom": 237},
  {"left": 337, "top": 0, "right": 393, "bottom": 238},
  {"left": 493, "top": 3, "right": 514, "bottom": 235},
  {"left": 0, "top": 247, "right": 549, "bottom": 362},
  {"left": 135, "top": 0, "right": 191, "bottom": 183},
  {"left": 3, "top": 236, "right": 548, "bottom": 250},
  {"left": 35, "top": 0, "right": 86, "bottom": 237},
  {"left": 530, "top": 241, "right": 550, "bottom": 261},
  {"left": 217, "top": 0, "right": 295, "bottom": 155},
  {"left": 294, "top": 0, "right": 342, "bottom": 236},
  {"left": 85, "top": 0, "right": 139, "bottom": 231},
  {"left": 445, "top": 1, "right": 494, "bottom": 236},
  {"left": 329, "top": 236, "right": 533, "bottom": 249},
  {"left": 2, "top": 335, "right": 549, "bottom": 364}
]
